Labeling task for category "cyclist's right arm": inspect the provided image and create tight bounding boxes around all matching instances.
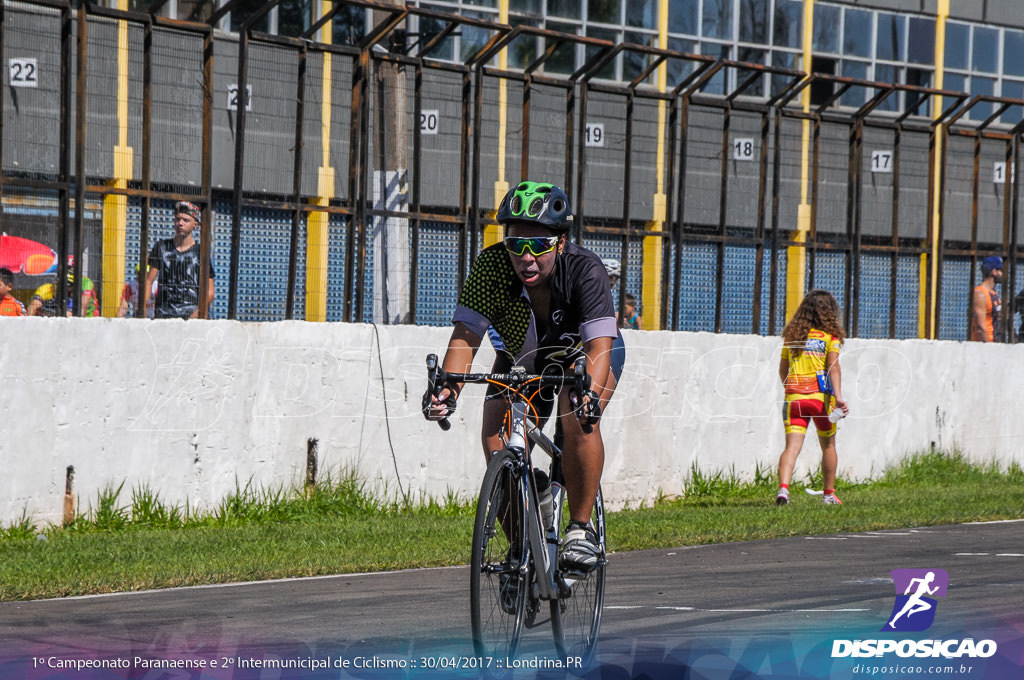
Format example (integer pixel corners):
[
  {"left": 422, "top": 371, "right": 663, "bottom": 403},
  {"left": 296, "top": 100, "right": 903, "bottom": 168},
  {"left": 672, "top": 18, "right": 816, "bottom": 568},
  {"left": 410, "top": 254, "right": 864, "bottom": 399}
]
[{"left": 424, "top": 322, "right": 483, "bottom": 421}]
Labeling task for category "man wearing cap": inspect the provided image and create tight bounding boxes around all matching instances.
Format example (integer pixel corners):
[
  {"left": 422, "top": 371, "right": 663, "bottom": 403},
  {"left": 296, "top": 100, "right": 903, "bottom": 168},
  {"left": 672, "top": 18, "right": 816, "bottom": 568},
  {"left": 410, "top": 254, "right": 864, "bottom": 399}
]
[
  {"left": 971, "top": 255, "right": 1003, "bottom": 342},
  {"left": 143, "top": 201, "right": 215, "bottom": 319}
]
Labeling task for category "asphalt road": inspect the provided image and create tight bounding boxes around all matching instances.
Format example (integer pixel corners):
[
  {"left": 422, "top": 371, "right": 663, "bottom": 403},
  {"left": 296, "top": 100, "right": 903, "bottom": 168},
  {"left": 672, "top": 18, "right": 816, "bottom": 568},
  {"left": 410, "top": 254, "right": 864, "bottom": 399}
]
[{"left": 1, "top": 520, "right": 1022, "bottom": 679}]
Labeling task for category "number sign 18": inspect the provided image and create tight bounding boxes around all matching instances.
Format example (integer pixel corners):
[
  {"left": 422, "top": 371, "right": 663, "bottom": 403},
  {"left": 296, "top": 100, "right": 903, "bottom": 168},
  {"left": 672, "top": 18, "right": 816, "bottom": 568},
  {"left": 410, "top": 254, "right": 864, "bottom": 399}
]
[{"left": 732, "top": 138, "right": 755, "bottom": 161}]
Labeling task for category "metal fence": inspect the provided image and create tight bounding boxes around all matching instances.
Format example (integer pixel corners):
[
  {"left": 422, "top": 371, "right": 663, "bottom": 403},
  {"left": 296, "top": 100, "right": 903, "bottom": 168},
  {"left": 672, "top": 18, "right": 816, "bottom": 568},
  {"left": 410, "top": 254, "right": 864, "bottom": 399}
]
[{"left": 2, "top": 0, "right": 1023, "bottom": 340}]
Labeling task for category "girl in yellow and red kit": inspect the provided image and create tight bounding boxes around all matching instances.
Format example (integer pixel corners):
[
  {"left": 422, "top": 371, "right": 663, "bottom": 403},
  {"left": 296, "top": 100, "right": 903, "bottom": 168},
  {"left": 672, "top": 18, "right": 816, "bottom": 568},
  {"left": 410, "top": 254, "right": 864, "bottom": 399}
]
[{"left": 776, "top": 289, "right": 849, "bottom": 506}]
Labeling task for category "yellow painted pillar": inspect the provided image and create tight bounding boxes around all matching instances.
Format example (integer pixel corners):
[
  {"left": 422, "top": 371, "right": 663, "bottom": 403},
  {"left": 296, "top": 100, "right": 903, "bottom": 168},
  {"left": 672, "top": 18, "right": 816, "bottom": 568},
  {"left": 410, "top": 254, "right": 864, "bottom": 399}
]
[
  {"left": 306, "top": 3, "right": 335, "bottom": 322},
  {"left": 641, "top": 0, "right": 671, "bottom": 331},
  {"left": 786, "top": 0, "right": 816, "bottom": 321},
  {"left": 102, "top": 6, "right": 132, "bottom": 316},
  {"left": 486, "top": 0, "right": 512, "bottom": 249},
  {"left": 924, "top": 0, "right": 950, "bottom": 338}
]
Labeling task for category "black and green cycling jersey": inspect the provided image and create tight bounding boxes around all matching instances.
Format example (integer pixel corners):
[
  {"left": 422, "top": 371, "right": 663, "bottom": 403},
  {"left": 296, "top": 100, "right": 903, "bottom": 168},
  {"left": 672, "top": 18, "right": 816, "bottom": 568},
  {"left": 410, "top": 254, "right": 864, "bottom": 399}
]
[{"left": 453, "top": 241, "right": 617, "bottom": 372}]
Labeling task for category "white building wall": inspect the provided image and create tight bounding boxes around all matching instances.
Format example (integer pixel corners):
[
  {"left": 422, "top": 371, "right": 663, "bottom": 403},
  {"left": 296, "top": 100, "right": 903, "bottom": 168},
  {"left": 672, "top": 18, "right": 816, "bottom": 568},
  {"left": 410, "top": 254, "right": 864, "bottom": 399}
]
[{"left": 3, "top": 318, "right": 1021, "bottom": 527}]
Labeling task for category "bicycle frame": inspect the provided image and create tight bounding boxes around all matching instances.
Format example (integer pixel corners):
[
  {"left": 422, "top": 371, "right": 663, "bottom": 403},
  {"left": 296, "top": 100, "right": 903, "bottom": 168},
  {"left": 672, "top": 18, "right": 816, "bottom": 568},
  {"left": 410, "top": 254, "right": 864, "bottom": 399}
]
[{"left": 504, "top": 399, "right": 565, "bottom": 603}]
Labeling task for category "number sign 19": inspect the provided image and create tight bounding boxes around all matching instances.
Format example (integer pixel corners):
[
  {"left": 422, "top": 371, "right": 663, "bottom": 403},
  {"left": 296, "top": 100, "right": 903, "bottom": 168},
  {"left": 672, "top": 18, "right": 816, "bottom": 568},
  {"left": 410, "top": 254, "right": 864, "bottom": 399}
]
[
  {"left": 994, "top": 162, "right": 1014, "bottom": 184},
  {"left": 585, "top": 123, "right": 605, "bottom": 148},
  {"left": 9, "top": 58, "right": 38, "bottom": 88}
]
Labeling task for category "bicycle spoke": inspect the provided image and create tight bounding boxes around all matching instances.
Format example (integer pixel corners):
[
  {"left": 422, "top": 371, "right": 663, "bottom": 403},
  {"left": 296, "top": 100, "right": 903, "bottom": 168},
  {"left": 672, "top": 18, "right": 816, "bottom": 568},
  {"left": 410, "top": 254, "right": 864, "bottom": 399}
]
[
  {"left": 471, "top": 451, "right": 528, "bottom": 664},
  {"left": 551, "top": 486, "right": 606, "bottom": 666}
]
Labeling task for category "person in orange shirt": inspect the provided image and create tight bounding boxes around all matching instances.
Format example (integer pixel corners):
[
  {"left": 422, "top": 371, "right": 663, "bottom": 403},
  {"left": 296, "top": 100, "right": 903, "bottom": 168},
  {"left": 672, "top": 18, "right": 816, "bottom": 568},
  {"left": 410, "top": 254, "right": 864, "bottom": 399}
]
[
  {"left": 775, "top": 289, "right": 849, "bottom": 506},
  {"left": 0, "top": 267, "right": 26, "bottom": 316},
  {"left": 971, "top": 255, "right": 1002, "bottom": 342}
]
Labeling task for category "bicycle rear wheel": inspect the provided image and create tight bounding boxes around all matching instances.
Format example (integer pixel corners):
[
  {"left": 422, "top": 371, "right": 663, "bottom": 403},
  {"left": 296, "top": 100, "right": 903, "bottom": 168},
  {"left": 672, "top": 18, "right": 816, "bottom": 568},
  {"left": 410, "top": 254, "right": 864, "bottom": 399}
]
[
  {"left": 471, "top": 449, "right": 529, "bottom": 661},
  {"left": 550, "top": 485, "right": 606, "bottom": 666}
]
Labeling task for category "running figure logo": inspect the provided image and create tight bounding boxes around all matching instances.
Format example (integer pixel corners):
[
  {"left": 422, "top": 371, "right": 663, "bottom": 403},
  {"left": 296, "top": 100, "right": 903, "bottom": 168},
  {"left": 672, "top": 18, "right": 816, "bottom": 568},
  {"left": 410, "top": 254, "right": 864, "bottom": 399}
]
[{"left": 882, "top": 568, "right": 949, "bottom": 632}]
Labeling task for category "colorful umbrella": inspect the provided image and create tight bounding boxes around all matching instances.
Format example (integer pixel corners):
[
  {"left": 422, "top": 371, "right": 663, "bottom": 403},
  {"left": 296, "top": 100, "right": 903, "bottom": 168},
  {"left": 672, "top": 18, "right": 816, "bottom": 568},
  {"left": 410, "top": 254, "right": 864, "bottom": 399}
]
[{"left": 0, "top": 233, "right": 57, "bottom": 275}]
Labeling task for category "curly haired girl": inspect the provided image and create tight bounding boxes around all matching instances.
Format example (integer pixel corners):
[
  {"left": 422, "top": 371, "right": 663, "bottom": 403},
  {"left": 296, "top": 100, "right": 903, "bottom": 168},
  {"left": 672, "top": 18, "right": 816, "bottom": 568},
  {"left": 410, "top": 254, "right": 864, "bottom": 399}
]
[{"left": 775, "top": 289, "right": 849, "bottom": 506}]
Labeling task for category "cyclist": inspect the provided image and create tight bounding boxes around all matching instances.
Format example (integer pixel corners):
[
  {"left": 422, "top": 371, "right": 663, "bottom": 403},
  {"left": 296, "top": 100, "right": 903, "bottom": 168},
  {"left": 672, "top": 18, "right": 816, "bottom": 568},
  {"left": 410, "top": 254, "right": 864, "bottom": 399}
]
[{"left": 424, "top": 180, "right": 623, "bottom": 573}]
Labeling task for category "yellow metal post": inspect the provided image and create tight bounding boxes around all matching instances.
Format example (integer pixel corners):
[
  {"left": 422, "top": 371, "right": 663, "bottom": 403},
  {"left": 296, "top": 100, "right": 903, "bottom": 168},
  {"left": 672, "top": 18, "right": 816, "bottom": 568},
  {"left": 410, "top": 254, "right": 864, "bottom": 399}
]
[
  {"left": 786, "top": 0, "right": 816, "bottom": 321},
  {"left": 640, "top": 0, "right": 671, "bottom": 331},
  {"left": 306, "top": 3, "right": 335, "bottom": 322},
  {"left": 486, "top": 0, "right": 512, "bottom": 249},
  {"left": 924, "top": 0, "right": 950, "bottom": 338},
  {"left": 102, "top": 6, "right": 133, "bottom": 316}
]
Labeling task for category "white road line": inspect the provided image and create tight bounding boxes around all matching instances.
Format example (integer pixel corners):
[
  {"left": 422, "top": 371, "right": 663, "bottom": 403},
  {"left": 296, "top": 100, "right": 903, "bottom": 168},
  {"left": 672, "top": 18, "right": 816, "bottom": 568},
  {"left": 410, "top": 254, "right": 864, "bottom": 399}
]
[
  {"left": 966, "top": 518, "right": 1024, "bottom": 525},
  {"left": 653, "top": 606, "right": 869, "bottom": 613},
  {"left": 996, "top": 553, "right": 1024, "bottom": 557},
  {"left": 954, "top": 553, "right": 991, "bottom": 556},
  {"left": 9, "top": 565, "right": 468, "bottom": 603}
]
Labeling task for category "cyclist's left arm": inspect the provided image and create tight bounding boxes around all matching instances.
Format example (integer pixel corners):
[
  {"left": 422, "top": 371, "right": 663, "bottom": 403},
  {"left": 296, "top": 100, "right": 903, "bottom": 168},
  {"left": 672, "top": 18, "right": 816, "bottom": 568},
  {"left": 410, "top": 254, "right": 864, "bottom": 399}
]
[{"left": 582, "top": 335, "right": 614, "bottom": 403}]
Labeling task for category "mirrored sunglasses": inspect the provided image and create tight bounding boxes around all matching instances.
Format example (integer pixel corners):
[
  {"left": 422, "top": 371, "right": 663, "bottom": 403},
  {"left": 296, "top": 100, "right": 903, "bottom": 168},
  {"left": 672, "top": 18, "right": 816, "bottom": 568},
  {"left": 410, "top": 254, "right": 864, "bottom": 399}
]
[{"left": 503, "top": 236, "right": 559, "bottom": 257}]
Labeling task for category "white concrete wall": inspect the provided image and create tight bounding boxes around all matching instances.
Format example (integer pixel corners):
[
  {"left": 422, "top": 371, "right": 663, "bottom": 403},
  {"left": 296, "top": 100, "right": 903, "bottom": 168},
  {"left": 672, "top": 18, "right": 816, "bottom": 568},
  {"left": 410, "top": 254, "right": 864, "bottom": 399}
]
[{"left": 3, "top": 317, "right": 1022, "bottom": 527}]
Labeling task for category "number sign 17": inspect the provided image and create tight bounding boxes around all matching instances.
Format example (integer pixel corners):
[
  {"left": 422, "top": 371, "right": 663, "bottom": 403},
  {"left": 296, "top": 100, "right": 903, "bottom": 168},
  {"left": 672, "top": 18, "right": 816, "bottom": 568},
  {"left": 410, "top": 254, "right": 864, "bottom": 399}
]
[
  {"left": 9, "top": 58, "right": 38, "bottom": 88},
  {"left": 871, "top": 150, "right": 893, "bottom": 173}
]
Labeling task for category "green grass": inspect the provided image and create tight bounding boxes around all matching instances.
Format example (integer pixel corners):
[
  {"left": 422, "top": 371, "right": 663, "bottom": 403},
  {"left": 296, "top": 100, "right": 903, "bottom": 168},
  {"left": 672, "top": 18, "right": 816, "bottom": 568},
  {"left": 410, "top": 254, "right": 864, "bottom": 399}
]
[{"left": 2, "top": 451, "right": 1023, "bottom": 602}]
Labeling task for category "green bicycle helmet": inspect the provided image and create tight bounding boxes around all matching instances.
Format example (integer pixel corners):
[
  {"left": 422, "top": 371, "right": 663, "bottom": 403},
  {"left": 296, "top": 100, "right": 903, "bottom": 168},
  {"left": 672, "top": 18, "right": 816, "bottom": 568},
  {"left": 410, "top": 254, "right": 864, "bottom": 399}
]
[{"left": 496, "top": 181, "right": 574, "bottom": 232}]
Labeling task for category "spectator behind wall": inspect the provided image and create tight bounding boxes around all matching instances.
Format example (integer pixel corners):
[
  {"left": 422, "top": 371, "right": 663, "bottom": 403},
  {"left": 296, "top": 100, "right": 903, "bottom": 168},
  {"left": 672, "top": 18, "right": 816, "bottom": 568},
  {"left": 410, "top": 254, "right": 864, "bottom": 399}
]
[
  {"left": 26, "top": 257, "right": 99, "bottom": 317},
  {"left": 144, "top": 201, "right": 215, "bottom": 319},
  {"left": 117, "top": 264, "right": 157, "bottom": 319},
  {"left": 0, "top": 267, "right": 25, "bottom": 316},
  {"left": 971, "top": 255, "right": 1002, "bottom": 342}
]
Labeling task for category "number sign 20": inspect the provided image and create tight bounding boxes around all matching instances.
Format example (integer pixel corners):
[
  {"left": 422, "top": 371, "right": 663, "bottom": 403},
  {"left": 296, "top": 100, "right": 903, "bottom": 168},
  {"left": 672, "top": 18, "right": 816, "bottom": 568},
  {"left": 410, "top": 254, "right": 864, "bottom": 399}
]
[{"left": 420, "top": 110, "right": 439, "bottom": 135}]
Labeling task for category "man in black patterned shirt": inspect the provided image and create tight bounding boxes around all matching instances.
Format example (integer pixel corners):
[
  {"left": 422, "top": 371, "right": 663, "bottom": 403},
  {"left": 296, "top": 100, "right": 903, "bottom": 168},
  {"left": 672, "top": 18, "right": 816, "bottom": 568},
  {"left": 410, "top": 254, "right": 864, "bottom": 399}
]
[{"left": 144, "top": 201, "right": 215, "bottom": 319}]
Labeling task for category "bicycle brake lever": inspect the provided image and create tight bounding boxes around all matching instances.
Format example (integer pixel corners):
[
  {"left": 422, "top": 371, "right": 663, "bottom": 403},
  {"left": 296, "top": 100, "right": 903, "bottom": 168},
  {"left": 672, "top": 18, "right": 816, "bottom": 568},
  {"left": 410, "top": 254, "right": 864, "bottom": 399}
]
[
  {"left": 425, "top": 354, "right": 452, "bottom": 431},
  {"left": 572, "top": 358, "right": 597, "bottom": 433}
]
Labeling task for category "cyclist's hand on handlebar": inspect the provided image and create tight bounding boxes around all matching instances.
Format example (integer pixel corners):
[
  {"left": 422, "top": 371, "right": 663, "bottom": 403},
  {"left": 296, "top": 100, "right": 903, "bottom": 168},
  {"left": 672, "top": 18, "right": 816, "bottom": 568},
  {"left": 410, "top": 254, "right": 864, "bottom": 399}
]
[
  {"left": 423, "top": 385, "right": 458, "bottom": 421},
  {"left": 423, "top": 354, "right": 458, "bottom": 430},
  {"left": 570, "top": 389, "right": 602, "bottom": 433}
]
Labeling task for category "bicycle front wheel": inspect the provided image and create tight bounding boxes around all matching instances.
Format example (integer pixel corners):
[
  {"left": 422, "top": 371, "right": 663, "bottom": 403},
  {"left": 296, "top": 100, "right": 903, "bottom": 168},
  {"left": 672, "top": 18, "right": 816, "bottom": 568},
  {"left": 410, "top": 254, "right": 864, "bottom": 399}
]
[
  {"left": 471, "top": 449, "right": 529, "bottom": 661},
  {"left": 551, "top": 485, "right": 606, "bottom": 666}
]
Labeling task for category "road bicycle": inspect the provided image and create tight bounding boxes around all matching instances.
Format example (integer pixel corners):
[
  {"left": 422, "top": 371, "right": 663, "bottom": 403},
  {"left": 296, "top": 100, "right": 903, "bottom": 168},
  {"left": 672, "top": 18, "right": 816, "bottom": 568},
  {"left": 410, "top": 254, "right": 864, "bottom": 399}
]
[{"left": 424, "top": 354, "right": 607, "bottom": 669}]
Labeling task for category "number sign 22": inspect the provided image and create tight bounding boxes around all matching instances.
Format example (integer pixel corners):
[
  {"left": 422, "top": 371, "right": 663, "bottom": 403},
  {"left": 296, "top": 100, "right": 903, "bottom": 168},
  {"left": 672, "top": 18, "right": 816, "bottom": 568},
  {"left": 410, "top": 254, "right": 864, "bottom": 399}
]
[{"left": 9, "top": 58, "right": 38, "bottom": 88}]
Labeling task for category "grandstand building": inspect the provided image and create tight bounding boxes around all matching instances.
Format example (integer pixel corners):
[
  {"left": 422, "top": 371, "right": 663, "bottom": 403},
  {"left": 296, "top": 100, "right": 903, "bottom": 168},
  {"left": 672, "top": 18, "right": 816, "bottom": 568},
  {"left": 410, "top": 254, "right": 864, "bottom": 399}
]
[{"left": 1, "top": 0, "right": 1022, "bottom": 339}]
